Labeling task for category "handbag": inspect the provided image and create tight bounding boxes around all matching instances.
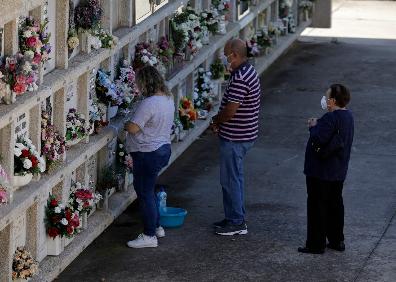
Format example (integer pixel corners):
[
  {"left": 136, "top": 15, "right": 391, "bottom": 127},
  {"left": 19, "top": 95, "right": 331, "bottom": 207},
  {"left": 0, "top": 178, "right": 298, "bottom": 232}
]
[{"left": 311, "top": 112, "right": 345, "bottom": 159}]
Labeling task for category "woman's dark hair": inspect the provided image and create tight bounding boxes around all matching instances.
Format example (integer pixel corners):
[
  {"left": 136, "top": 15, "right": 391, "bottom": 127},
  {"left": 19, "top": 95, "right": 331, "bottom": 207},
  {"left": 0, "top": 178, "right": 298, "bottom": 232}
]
[
  {"left": 135, "top": 66, "right": 171, "bottom": 97},
  {"left": 329, "top": 84, "right": 350, "bottom": 108}
]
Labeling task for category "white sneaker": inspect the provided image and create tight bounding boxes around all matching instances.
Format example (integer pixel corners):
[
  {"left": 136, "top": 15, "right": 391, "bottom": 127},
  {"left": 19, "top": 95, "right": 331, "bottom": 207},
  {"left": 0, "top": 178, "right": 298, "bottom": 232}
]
[
  {"left": 156, "top": 226, "right": 165, "bottom": 238},
  {"left": 126, "top": 233, "right": 158, "bottom": 248}
]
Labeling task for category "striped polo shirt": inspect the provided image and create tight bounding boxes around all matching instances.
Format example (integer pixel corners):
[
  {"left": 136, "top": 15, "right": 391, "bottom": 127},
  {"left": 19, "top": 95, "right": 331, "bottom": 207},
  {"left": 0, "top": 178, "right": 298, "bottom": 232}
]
[{"left": 219, "top": 62, "right": 261, "bottom": 142}]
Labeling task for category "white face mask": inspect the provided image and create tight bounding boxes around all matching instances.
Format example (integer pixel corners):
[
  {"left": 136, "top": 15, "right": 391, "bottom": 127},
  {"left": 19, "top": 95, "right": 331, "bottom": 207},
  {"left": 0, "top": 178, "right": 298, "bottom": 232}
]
[{"left": 321, "top": 96, "right": 328, "bottom": 110}]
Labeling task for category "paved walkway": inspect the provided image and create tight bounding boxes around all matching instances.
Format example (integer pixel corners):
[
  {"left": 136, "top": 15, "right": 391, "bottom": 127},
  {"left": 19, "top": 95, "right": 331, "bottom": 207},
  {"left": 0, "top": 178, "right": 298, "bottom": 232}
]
[{"left": 58, "top": 2, "right": 396, "bottom": 281}]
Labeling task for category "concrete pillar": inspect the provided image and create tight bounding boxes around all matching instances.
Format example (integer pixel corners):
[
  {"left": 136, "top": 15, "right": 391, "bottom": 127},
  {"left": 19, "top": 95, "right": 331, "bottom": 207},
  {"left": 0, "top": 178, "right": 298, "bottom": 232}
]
[
  {"left": 26, "top": 202, "right": 40, "bottom": 259},
  {"left": 101, "top": 0, "right": 113, "bottom": 33},
  {"left": 56, "top": 0, "right": 69, "bottom": 69},
  {"left": 3, "top": 19, "right": 18, "bottom": 56},
  {"left": 0, "top": 224, "right": 12, "bottom": 282},
  {"left": 120, "top": 0, "right": 133, "bottom": 27},
  {"left": 312, "top": 0, "right": 331, "bottom": 28},
  {"left": 53, "top": 88, "right": 66, "bottom": 138},
  {"left": 29, "top": 104, "right": 42, "bottom": 154},
  {"left": 0, "top": 122, "right": 15, "bottom": 189}
]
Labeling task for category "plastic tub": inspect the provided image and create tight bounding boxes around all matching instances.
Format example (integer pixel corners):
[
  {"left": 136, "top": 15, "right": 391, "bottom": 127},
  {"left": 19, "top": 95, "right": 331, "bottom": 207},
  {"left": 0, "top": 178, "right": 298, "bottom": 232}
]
[{"left": 159, "top": 207, "right": 187, "bottom": 228}]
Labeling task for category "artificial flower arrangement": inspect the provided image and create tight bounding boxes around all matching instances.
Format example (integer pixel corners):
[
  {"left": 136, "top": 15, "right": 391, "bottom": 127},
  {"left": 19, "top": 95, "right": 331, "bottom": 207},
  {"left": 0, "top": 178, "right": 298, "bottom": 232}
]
[
  {"left": 74, "top": 0, "right": 115, "bottom": 50},
  {"left": 89, "top": 98, "right": 108, "bottom": 133},
  {"left": 247, "top": 37, "right": 260, "bottom": 57},
  {"left": 179, "top": 96, "right": 197, "bottom": 130},
  {"left": 256, "top": 30, "right": 273, "bottom": 49},
  {"left": 116, "top": 141, "right": 133, "bottom": 173},
  {"left": 210, "top": 58, "right": 226, "bottom": 80},
  {"left": 200, "top": 10, "right": 219, "bottom": 35},
  {"left": 14, "top": 136, "right": 46, "bottom": 176},
  {"left": 45, "top": 194, "right": 80, "bottom": 239},
  {"left": 0, "top": 53, "right": 38, "bottom": 97},
  {"left": 193, "top": 68, "right": 214, "bottom": 111},
  {"left": 211, "top": 0, "right": 230, "bottom": 15},
  {"left": 171, "top": 5, "right": 203, "bottom": 58},
  {"left": 299, "top": 0, "right": 314, "bottom": 11},
  {"left": 115, "top": 60, "right": 138, "bottom": 110},
  {"left": 41, "top": 111, "right": 66, "bottom": 169},
  {"left": 19, "top": 16, "right": 51, "bottom": 65},
  {"left": 68, "top": 181, "right": 102, "bottom": 215},
  {"left": 65, "top": 108, "right": 91, "bottom": 145},
  {"left": 12, "top": 247, "right": 38, "bottom": 280},
  {"left": 133, "top": 42, "right": 159, "bottom": 70},
  {"left": 96, "top": 69, "right": 124, "bottom": 107},
  {"left": 157, "top": 37, "right": 174, "bottom": 71}
]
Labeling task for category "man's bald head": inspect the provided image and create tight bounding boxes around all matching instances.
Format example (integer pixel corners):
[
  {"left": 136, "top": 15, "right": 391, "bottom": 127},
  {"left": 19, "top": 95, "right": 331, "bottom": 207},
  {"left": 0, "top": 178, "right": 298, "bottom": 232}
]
[{"left": 225, "top": 39, "right": 247, "bottom": 59}]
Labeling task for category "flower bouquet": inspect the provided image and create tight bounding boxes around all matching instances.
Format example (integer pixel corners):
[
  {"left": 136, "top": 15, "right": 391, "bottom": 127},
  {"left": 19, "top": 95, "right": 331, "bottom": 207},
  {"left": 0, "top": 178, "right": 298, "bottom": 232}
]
[
  {"left": 12, "top": 247, "right": 38, "bottom": 280},
  {"left": 210, "top": 59, "right": 225, "bottom": 80},
  {"left": 0, "top": 54, "right": 39, "bottom": 97},
  {"left": 45, "top": 194, "right": 80, "bottom": 239},
  {"left": 75, "top": 0, "right": 102, "bottom": 30},
  {"left": 193, "top": 68, "right": 214, "bottom": 112},
  {"left": 91, "top": 27, "right": 117, "bottom": 49},
  {"left": 14, "top": 136, "right": 45, "bottom": 188},
  {"left": 211, "top": 0, "right": 230, "bottom": 16},
  {"left": 133, "top": 42, "right": 159, "bottom": 70},
  {"left": 89, "top": 98, "right": 108, "bottom": 133},
  {"left": 115, "top": 61, "right": 138, "bottom": 111},
  {"left": 41, "top": 111, "right": 66, "bottom": 170},
  {"left": 96, "top": 167, "right": 118, "bottom": 210},
  {"left": 179, "top": 96, "right": 197, "bottom": 130},
  {"left": 247, "top": 37, "right": 260, "bottom": 58},
  {"left": 19, "top": 16, "right": 51, "bottom": 66},
  {"left": 200, "top": 11, "right": 219, "bottom": 35},
  {"left": 68, "top": 182, "right": 102, "bottom": 215},
  {"left": 96, "top": 70, "right": 123, "bottom": 119},
  {"left": 65, "top": 108, "right": 90, "bottom": 146},
  {"left": 157, "top": 37, "right": 174, "bottom": 76},
  {"left": 116, "top": 141, "right": 133, "bottom": 173}
]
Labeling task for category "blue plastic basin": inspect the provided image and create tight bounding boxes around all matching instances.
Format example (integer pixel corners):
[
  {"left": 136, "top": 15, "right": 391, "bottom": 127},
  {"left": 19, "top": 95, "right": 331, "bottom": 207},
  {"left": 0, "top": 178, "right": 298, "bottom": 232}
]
[{"left": 159, "top": 207, "right": 187, "bottom": 228}]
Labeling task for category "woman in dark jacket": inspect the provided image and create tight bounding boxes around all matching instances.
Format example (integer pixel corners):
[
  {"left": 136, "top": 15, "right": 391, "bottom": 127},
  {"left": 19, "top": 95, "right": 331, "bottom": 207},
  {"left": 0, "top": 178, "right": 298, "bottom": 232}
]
[{"left": 299, "top": 84, "right": 354, "bottom": 254}]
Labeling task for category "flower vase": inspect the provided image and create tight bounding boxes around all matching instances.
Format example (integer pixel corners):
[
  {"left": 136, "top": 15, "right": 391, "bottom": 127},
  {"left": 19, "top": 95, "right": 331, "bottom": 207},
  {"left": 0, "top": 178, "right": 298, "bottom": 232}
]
[
  {"left": 62, "top": 236, "right": 74, "bottom": 248},
  {"left": 47, "top": 236, "right": 63, "bottom": 256},
  {"left": 202, "top": 31, "right": 210, "bottom": 45},
  {"left": 79, "top": 31, "right": 92, "bottom": 54},
  {"left": 12, "top": 173, "right": 33, "bottom": 190},
  {"left": 107, "top": 104, "right": 119, "bottom": 120},
  {"left": 3, "top": 88, "right": 16, "bottom": 105},
  {"left": 218, "top": 20, "right": 227, "bottom": 35}
]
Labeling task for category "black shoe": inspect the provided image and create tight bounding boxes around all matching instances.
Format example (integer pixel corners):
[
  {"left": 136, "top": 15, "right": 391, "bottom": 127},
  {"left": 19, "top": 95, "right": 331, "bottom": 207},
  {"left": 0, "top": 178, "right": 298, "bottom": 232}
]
[
  {"left": 298, "top": 246, "right": 325, "bottom": 254},
  {"left": 327, "top": 241, "right": 345, "bottom": 252},
  {"left": 215, "top": 222, "right": 248, "bottom": 236},
  {"left": 213, "top": 219, "right": 228, "bottom": 228}
]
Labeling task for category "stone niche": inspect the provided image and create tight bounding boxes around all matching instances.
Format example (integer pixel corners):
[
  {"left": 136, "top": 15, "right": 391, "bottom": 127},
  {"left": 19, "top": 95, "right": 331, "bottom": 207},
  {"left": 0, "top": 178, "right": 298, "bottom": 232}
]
[{"left": 134, "top": 0, "right": 152, "bottom": 24}]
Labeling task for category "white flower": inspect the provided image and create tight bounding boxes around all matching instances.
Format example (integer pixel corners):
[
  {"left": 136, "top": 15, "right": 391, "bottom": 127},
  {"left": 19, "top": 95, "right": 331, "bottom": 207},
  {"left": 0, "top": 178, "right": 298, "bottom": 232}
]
[
  {"left": 201, "top": 12, "right": 208, "bottom": 18},
  {"left": 33, "top": 83, "right": 38, "bottom": 91},
  {"left": 14, "top": 147, "right": 22, "bottom": 157},
  {"left": 142, "top": 49, "right": 148, "bottom": 54},
  {"left": 119, "top": 144, "right": 124, "bottom": 148},
  {"left": 152, "top": 57, "right": 158, "bottom": 64},
  {"left": 196, "top": 41, "right": 203, "bottom": 49},
  {"left": 59, "top": 204, "right": 65, "bottom": 209},
  {"left": 193, "top": 91, "right": 199, "bottom": 99},
  {"left": 119, "top": 152, "right": 125, "bottom": 157},
  {"left": 78, "top": 204, "right": 83, "bottom": 211},
  {"left": 15, "top": 143, "right": 26, "bottom": 150},
  {"left": 218, "top": 4, "right": 225, "bottom": 10},
  {"left": 141, "top": 55, "right": 149, "bottom": 63},
  {"left": 23, "top": 159, "right": 32, "bottom": 169},
  {"left": 24, "top": 30, "right": 33, "bottom": 38},
  {"left": 61, "top": 218, "right": 68, "bottom": 225},
  {"left": 24, "top": 50, "right": 35, "bottom": 60},
  {"left": 76, "top": 198, "right": 83, "bottom": 204},
  {"left": 54, "top": 207, "right": 61, "bottom": 213},
  {"left": 38, "top": 163, "right": 45, "bottom": 173},
  {"left": 76, "top": 182, "right": 82, "bottom": 189}
]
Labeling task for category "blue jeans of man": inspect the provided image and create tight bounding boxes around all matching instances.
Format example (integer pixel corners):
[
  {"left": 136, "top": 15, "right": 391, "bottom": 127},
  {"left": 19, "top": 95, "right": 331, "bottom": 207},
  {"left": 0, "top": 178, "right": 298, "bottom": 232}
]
[
  {"left": 131, "top": 144, "right": 171, "bottom": 236},
  {"left": 220, "top": 138, "right": 254, "bottom": 225}
]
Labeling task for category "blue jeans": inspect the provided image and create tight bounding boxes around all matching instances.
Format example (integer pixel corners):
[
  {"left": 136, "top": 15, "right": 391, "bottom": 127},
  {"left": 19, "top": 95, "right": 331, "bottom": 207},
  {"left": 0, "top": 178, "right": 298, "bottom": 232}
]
[
  {"left": 131, "top": 144, "right": 171, "bottom": 236},
  {"left": 220, "top": 138, "right": 254, "bottom": 225}
]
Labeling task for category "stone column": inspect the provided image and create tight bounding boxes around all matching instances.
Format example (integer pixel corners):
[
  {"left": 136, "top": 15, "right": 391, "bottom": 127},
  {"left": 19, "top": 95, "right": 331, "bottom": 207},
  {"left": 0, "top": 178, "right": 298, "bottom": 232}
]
[
  {"left": 53, "top": 87, "right": 66, "bottom": 139},
  {"left": 26, "top": 202, "right": 40, "bottom": 259},
  {"left": 56, "top": 0, "right": 69, "bottom": 69},
  {"left": 120, "top": 0, "right": 133, "bottom": 27},
  {"left": 29, "top": 103, "right": 42, "bottom": 155},
  {"left": 0, "top": 122, "right": 15, "bottom": 194},
  {"left": 77, "top": 72, "right": 90, "bottom": 143},
  {"left": 0, "top": 224, "right": 13, "bottom": 281},
  {"left": 3, "top": 19, "right": 18, "bottom": 56},
  {"left": 312, "top": 0, "right": 331, "bottom": 28}
]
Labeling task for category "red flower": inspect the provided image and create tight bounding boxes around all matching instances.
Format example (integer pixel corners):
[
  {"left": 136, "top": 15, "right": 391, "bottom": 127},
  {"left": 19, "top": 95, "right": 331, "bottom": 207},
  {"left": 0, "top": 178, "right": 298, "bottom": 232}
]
[
  {"left": 66, "top": 226, "right": 74, "bottom": 235},
  {"left": 50, "top": 199, "right": 58, "bottom": 207},
  {"left": 26, "top": 36, "right": 38, "bottom": 48},
  {"left": 51, "top": 215, "right": 60, "bottom": 223},
  {"left": 13, "top": 83, "right": 27, "bottom": 94},
  {"left": 21, "top": 149, "right": 30, "bottom": 158},
  {"left": 48, "top": 227, "right": 59, "bottom": 238},
  {"left": 30, "top": 155, "right": 38, "bottom": 167},
  {"left": 182, "top": 100, "right": 191, "bottom": 109},
  {"left": 65, "top": 208, "right": 72, "bottom": 220}
]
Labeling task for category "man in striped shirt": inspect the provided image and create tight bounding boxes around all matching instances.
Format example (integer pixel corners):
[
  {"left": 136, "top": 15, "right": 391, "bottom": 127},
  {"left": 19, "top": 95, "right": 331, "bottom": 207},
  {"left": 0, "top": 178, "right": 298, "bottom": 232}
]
[{"left": 211, "top": 39, "right": 261, "bottom": 236}]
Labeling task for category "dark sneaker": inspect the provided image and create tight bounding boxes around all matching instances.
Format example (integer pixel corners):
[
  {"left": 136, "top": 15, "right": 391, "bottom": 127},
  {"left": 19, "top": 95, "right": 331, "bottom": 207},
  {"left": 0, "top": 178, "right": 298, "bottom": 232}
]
[
  {"left": 297, "top": 246, "right": 325, "bottom": 254},
  {"left": 327, "top": 241, "right": 345, "bottom": 252},
  {"left": 213, "top": 219, "right": 228, "bottom": 228},
  {"left": 215, "top": 222, "right": 248, "bottom": 236}
]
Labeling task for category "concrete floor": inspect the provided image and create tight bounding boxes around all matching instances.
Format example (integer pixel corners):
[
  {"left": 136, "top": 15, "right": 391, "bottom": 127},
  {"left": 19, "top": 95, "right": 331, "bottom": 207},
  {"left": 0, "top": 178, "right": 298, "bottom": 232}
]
[{"left": 57, "top": 2, "right": 396, "bottom": 282}]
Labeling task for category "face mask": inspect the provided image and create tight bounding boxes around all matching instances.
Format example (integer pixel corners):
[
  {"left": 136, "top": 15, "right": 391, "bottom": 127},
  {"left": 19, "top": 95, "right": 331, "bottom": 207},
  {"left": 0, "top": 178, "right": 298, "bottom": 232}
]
[{"left": 321, "top": 96, "right": 327, "bottom": 110}]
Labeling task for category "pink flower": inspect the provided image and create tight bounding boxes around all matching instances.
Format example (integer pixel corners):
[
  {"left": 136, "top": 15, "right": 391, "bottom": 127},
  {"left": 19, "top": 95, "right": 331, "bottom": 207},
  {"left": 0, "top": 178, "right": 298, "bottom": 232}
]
[
  {"left": 26, "top": 75, "right": 35, "bottom": 84},
  {"left": 32, "top": 53, "right": 42, "bottom": 65},
  {"left": 13, "top": 83, "right": 27, "bottom": 94},
  {"left": 26, "top": 36, "right": 38, "bottom": 48},
  {"left": 16, "top": 75, "right": 26, "bottom": 84}
]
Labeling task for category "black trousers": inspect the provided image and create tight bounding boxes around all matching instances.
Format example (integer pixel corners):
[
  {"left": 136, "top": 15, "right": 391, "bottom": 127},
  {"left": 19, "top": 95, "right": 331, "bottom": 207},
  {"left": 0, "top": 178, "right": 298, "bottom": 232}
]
[{"left": 305, "top": 176, "right": 345, "bottom": 250}]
